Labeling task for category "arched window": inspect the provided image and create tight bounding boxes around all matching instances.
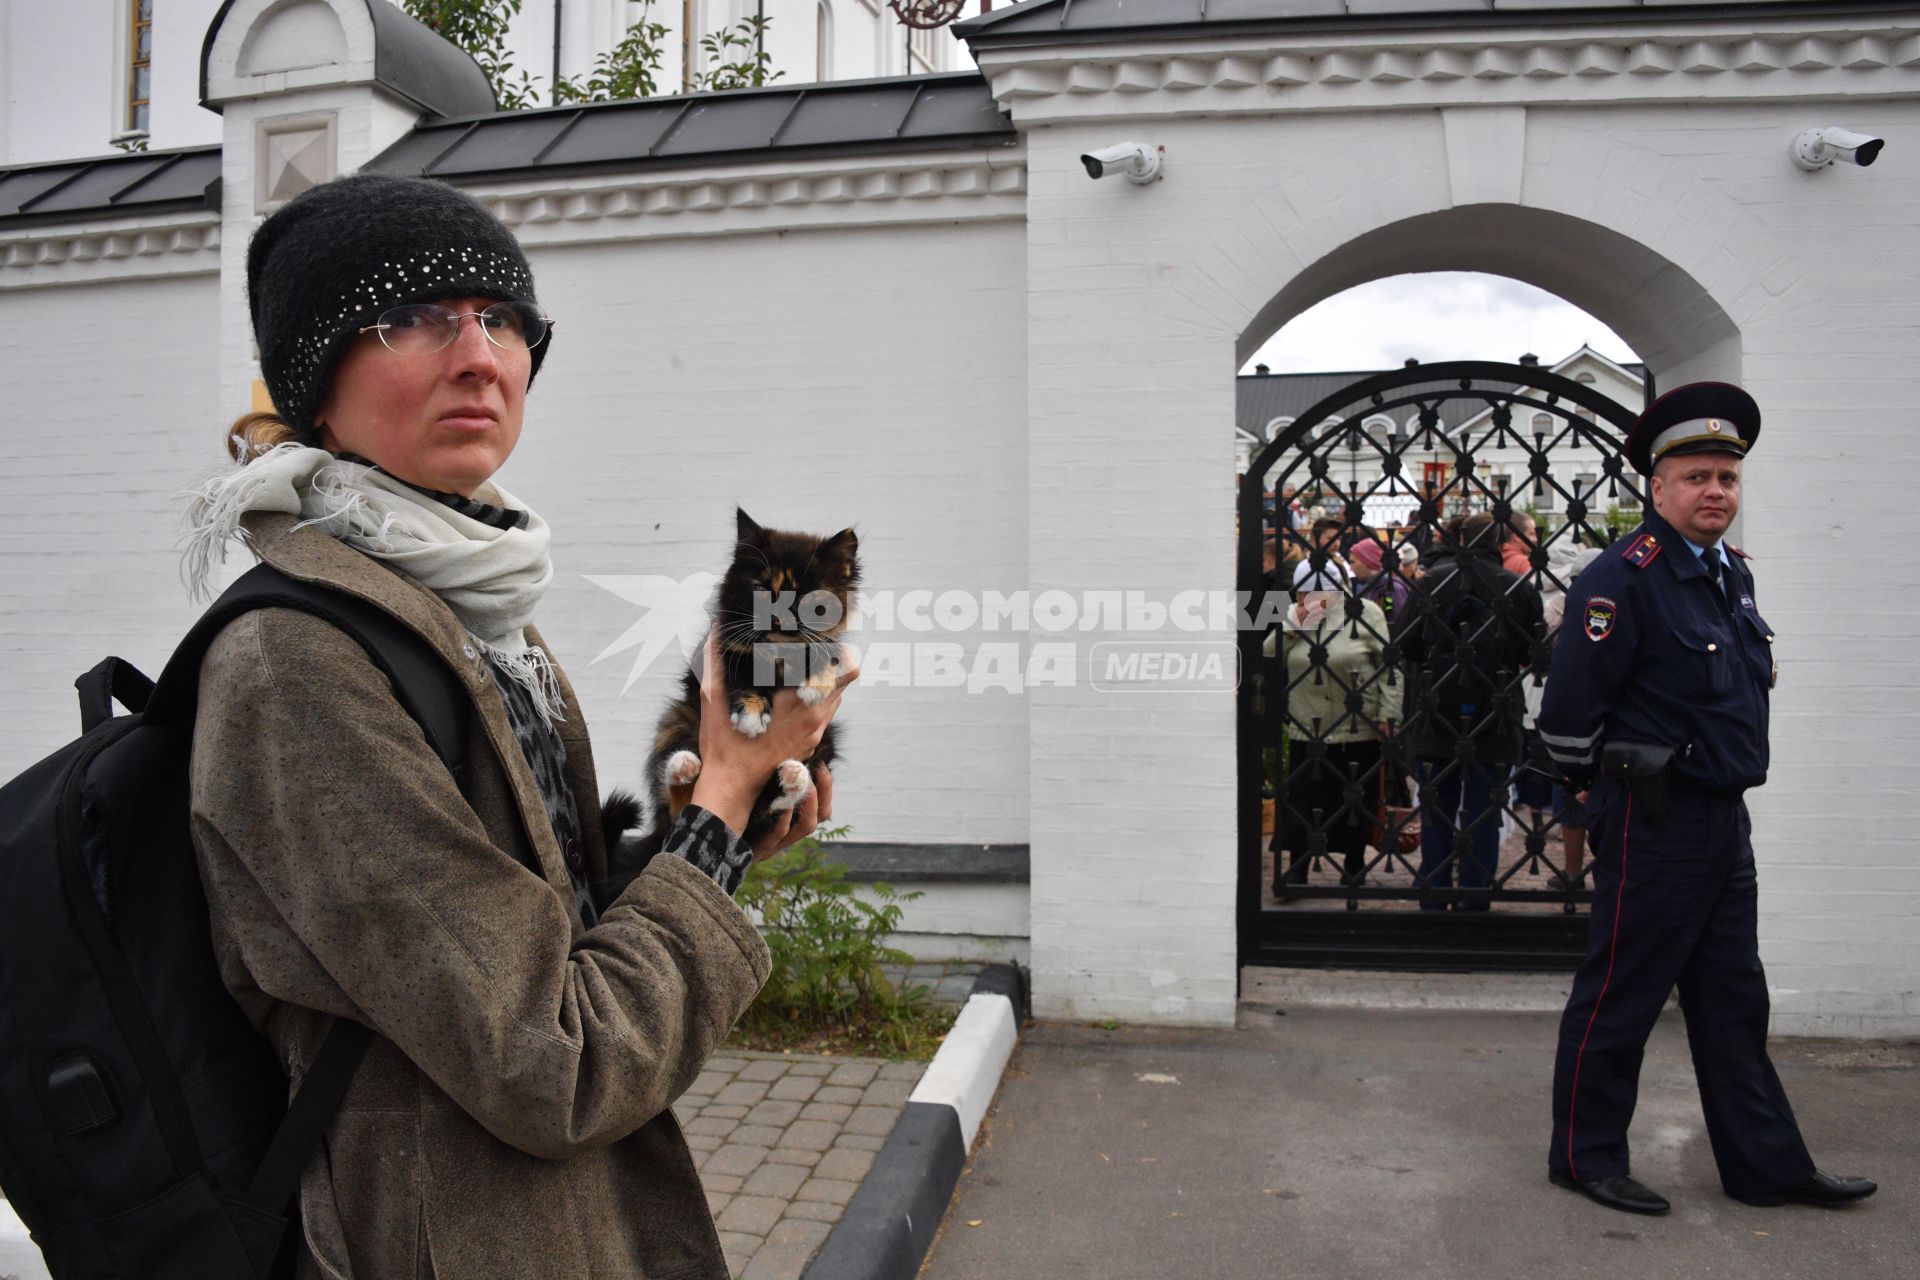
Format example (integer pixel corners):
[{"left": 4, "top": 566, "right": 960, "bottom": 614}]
[
  {"left": 1362, "top": 413, "right": 1395, "bottom": 445},
  {"left": 1573, "top": 370, "right": 1597, "bottom": 420},
  {"left": 816, "top": 0, "right": 833, "bottom": 81},
  {"left": 1265, "top": 416, "right": 1295, "bottom": 443}
]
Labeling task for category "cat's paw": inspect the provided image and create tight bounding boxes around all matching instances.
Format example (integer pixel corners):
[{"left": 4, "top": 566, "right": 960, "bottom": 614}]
[
  {"left": 767, "top": 759, "right": 813, "bottom": 813},
  {"left": 795, "top": 663, "right": 838, "bottom": 707},
  {"left": 731, "top": 693, "right": 772, "bottom": 738},
  {"left": 664, "top": 750, "right": 702, "bottom": 787}
]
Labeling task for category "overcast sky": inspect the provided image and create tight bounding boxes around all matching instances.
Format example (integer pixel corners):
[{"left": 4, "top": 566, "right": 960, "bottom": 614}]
[{"left": 1241, "top": 272, "right": 1639, "bottom": 374}]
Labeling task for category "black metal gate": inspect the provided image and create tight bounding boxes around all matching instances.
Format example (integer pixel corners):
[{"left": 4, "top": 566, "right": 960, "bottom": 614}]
[{"left": 1237, "top": 361, "right": 1646, "bottom": 971}]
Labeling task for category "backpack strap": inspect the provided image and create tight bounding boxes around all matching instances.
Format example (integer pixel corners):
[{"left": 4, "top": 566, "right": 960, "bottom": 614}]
[
  {"left": 146, "top": 562, "right": 472, "bottom": 1230},
  {"left": 148, "top": 562, "right": 468, "bottom": 775},
  {"left": 74, "top": 656, "right": 156, "bottom": 732},
  {"left": 238, "top": 1019, "right": 372, "bottom": 1220}
]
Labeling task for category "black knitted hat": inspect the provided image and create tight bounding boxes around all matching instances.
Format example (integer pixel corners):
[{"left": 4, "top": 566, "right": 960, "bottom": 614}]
[{"left": 246, "top": 173, "right": 548, "bottom": 442}]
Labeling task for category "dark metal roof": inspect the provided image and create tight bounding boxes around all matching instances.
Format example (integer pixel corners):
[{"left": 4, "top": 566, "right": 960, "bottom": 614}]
[
  {"left": 363, "top": 73, "right": 1016, "bottom": 182},
  {"left": 957, "top": 0, "right": 1907, "bottom": 47},
  {"left": 0, "top": 74, "right": 1012, "bottom": 227},
  {"left": 1236, "top": 357, "right": 1646, "bottom": 437},
  {"left": 0, "top": 146, "right": 221, "bottom": 228},
  {"left": 199, "top": 0, "right": 495, "bottom": 117}
]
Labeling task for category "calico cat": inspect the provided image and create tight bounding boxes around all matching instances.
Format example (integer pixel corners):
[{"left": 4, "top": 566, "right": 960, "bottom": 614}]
[{"left": 603, "top": 508, "right": 860, "bottom": 862}]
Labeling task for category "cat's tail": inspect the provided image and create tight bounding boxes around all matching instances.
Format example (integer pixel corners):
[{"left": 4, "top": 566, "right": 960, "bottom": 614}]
[
  {"left": 601, "top": 788, "right": 644, "bottom": 852},
  {"left": 601, "top": 788, "right": 669, "bottom": 897}
]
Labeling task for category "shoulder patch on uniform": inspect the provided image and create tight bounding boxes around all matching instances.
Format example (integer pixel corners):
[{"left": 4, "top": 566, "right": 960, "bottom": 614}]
[
  {"left": 1726, "top": 543, "right": 1752, "bottom": 560},
  {"left": 1584, "top": 595, "right": 1619, "bottom": 642},
  {"left": 1621, "top": 532, "right": 1663, "bottom": 569}
]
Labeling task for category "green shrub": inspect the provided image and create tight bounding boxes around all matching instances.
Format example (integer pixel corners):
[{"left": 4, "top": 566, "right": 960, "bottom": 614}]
[{"left": 734, "top": 827, "right": 951, "bottom": 1058}]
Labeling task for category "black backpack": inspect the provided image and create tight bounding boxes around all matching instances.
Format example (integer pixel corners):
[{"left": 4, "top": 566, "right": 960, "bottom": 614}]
[{"left": 0, "top": 562, "right": 468, "bottom": 1279}]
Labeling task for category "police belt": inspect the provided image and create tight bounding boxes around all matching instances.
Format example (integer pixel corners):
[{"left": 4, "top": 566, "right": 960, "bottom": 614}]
[{"left": 1598, "top": 741, "right": 1744, "bottom": 826}]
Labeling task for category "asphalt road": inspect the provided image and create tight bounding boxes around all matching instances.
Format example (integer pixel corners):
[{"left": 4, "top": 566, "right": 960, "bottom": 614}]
[
  {"left": 5, "top": 1007, "right": 1910, "bottom": 1280},
  {"left": 922, "top": 1007, "right": 1917, "bottom": 1280}
]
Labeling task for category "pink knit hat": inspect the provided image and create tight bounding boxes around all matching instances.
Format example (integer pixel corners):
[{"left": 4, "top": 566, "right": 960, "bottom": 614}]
[{"left": 1350, "top": 539, "right": 1385, "bottom": 572}]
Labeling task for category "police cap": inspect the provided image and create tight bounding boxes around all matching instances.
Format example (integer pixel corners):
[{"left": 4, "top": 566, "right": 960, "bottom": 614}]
[{"left": 1626, "top": 381, "right": 1761, "bottom": 476}]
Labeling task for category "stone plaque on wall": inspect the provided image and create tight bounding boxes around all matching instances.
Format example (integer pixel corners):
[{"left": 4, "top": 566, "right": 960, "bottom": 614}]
[{"left": 255, "top": 113, "right": 336, "bottom": 214}]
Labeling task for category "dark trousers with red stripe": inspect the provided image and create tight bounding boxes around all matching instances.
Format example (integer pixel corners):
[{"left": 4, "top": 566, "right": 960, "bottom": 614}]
[{"left": 1548, "top": 779, "right": 1815, "bottom": 1198}]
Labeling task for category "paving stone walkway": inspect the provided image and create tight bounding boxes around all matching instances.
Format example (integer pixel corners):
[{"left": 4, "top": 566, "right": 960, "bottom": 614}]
[
  {"left": 674, "top": 1052, "right": 927, "bottom": 1280},
  {"left": 881, "top": 960, "right": 986, "bottom": 1007}
]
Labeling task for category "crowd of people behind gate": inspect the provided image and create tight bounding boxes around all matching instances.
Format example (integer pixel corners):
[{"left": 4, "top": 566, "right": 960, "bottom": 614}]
[{"left": 1261, "top": 497, "right": 1610, "bottom": 907}]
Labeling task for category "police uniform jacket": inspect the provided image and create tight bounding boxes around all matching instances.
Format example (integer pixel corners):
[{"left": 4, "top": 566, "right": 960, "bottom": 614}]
[{"left": 1537, "top": 507, "right": 1775, "bottom": 793}]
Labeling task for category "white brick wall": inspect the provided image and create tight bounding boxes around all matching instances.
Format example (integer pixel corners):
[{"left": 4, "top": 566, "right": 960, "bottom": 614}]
[
  {"left": 1005, "top": 82, "right": 1920, "bottom": 1031},
  {"left": 0, "top": 218, "right": 1031, "bottom": 913},
  {"left": 0, "top": 274, "right": 222, "bottom": 765},
  {"left": 5, "top": 3, "right": 1918, "bottom": 1034},
  {"left": 505, "top": 220, "right": 1030, "bottom": 847}
]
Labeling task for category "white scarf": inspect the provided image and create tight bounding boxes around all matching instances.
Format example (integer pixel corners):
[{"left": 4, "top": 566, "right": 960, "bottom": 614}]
[{"left": 183, "top": 443, "right": 565, "bottom": 723}]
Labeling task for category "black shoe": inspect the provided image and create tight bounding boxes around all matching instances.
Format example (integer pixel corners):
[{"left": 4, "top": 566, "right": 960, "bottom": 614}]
[
  {"left": 1736, "top": 1169, "right": 1878, "bottom": 1208},
  {"left": 1550, "top": 1169, "right": 1671, "bottom": 1215}
]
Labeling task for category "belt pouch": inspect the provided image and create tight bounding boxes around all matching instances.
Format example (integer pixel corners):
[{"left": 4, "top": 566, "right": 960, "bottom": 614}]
[{"left": 1600, "top": 741, "right": 1675, "bottom": 827}]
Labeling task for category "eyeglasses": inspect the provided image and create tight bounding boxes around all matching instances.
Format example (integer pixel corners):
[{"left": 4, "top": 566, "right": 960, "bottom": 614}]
[{"left": 358, "top": 301, "right": 553, "bottom": 356}]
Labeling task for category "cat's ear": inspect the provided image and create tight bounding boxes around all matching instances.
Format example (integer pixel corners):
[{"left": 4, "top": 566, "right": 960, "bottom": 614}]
[
  {"left": 736, "top": 508, "right": 768, "bottom": 547},
  {"left": 823, "top": 527, "right": 858, "bottom": 560}
]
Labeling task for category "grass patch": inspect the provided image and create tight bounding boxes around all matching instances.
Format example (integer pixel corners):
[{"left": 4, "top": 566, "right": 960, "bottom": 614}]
[
  {"left": 729, "top": 827, "right": 956, "bottom": 1061},
  {"left": 725, "top": 1012, "right": 953, "bottom": 1061}
]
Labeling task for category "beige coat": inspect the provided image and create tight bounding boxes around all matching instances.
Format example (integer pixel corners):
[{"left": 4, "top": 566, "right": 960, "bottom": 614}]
[
  {"left": 1277, "top": 597, "right": 1404, "bottom": 743},
  {"left": 189, "top": 512, "right": 770, "bottom": 1279}
]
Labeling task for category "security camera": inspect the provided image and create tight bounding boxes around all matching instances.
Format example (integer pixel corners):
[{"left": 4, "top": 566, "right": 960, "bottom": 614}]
[
  {"left": 1790, "top": 127, "right": 1885, "bottom": 171},
  {"left": 1080, "top": 142, "right": 1163, "bottom": 184}
]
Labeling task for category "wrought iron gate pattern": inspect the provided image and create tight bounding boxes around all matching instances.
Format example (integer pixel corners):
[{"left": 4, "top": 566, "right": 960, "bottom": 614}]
[{"left": 1236, "top": 362, "right": 1646, "bottom": 968}]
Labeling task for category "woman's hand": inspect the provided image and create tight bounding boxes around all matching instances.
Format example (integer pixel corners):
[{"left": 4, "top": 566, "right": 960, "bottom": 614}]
[
  {"left": 687, "top": 633, "right": 857, "bottom": 845},
  {"left": 749, "top": 763, "right": 834, "bottom": 862}
]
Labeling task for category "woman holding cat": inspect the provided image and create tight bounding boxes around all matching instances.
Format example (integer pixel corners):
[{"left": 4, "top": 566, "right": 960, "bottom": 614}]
[{"left": 183, "top": 173, "right": 849, "bottom": 1279}]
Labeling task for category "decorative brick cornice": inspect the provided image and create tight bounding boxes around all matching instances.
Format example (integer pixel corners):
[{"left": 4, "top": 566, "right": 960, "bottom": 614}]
[
  {"left": 462, "top": 152, "right": 1028, "bottom": 245},
  {"left": 978, "top": 22, "right": 1920, "bottom": 120},
  {"left": 0, "top": 214, "right": 221, "bottom": 288},
  {"left": 0, "top": 153, "right": 1027, "bottom": 284}
]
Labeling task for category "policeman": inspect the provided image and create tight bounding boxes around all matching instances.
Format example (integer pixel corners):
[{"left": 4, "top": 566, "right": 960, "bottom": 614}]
[{"left": 1536, "top": 383, "right": 1878, "bottom": 1215}]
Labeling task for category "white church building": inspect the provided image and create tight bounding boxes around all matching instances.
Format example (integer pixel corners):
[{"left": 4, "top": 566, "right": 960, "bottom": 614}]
[
  {"left": 1238, "top": 345, "right": 1650, "bottom": 529},
  {"left": 0, "top": 0, "right": 969, "bottom": 167},
  {"left": 2, "top": 0, "right": 1916, "bottom": 1037}
]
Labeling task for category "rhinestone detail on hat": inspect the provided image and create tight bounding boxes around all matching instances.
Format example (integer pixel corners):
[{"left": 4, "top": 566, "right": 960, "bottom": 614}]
[{"left": 273, "top": 247, "right": 535, "bottom": 417}]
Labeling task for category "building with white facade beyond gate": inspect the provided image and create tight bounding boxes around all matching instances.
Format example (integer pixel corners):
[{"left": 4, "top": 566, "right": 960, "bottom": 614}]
[
  {"left": 2, "top": 0, "right": 1916, "bottom": 1037},
  {"left": 0, "top": 0, "right": 970, "bottom": 168},
  {"left": 1236, "top": 346, "right": 1649, "bottom": 530}
]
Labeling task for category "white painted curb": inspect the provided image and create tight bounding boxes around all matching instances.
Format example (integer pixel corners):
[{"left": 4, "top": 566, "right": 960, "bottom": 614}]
[{"left": 907, "top": 991, "right": 1017, "bottom": 1150}]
